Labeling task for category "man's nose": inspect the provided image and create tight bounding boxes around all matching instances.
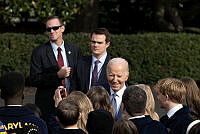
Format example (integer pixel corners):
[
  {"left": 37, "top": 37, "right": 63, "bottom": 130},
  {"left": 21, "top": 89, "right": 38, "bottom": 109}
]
[
  {"left": 50, "top": 29, "right": 54, "bottom": 33},
  {"left": 113, "top": 76, "right": 118, "bottom": 82},
  {"left": 93, "top": 42, "right": 99, "bottom": 47}
]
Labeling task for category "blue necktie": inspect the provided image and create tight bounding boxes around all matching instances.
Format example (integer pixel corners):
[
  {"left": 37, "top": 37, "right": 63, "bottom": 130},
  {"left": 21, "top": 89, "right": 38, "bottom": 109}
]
[{"left": 111, "top": 93, "right": 118, "bottom": 116}]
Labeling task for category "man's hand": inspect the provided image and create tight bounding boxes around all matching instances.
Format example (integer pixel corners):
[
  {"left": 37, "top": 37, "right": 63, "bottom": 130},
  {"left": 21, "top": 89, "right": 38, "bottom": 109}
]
[{"left": 57, "top": 66, "right": 71, "bottom": 78}]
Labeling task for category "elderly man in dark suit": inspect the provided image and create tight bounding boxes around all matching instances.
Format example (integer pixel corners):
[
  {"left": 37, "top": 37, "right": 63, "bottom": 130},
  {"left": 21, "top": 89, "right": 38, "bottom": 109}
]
[
  {"left": 30, "top": 16, "right": 82, "bottom": 120},
  {"left": 76, "top": 28, "right": 111, "bottom": 93},
  {"left": 106, "top": 57, "right": 129, "bottom": 120}
]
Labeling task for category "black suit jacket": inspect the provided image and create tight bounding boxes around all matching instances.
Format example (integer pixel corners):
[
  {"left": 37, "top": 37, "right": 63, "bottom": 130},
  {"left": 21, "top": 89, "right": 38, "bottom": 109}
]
[
  {"left": 30, "top": 41, "right": 82, "bottom": 118},
  {"left": 130, "top": 115, "right": 168, "bottom": 134},
  {"left": 76, "top": 54, "right": 111, "bottom": 93},
  {"left": 160, "top": 106, "right": 193, "bottom": 134}
]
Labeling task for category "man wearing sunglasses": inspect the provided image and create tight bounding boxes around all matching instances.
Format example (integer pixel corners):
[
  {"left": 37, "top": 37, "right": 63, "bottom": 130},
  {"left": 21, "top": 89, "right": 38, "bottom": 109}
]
[
  {"left": 76, "top": 28, "right": 111, "bottom": 93},
  {"left": 30, "top": 16, "right": 82, "bottom": 120}
]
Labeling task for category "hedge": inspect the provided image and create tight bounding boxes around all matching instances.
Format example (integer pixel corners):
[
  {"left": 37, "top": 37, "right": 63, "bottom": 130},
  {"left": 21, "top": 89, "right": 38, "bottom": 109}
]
[{"left": 0, "top": 32, "right": 200, "bottom": 85}]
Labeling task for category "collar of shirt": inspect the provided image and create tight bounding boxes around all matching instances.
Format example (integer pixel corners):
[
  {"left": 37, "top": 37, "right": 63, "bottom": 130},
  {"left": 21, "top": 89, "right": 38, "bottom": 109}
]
[
  {"left": 51, "top": 41, "right": 69, "bottom": 66},
  {"left": 92, "top": 52, "right": 107, "bottom": 69},
  {"left": 89, "top": 52, "right": 107, "bottom": 88},
  {"left": 51, "top": 40, "right": 65, "bottom": 53},
  {"left": 167, "top": 104, "right": 183, "bottom": 118},
  {"left": 128, "top": 115, "right": 145, "bottom": 120},
  {"left": 110, "top": 84, "right": 126, "bottom": 112},
  {"left": 110, "top": 83, "right": 126, "bottom": 97},
  {"left": 64, "top": 128, "right": 79, "bottom": 129},
  {"left": 6, "top": 105, "right": 23, "bottom": 107}
]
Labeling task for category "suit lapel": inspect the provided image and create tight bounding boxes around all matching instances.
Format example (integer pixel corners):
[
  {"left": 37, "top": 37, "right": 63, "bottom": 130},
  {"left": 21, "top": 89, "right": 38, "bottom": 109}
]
[
  {"left": 85, "top": 56, "right": 92, "bottom": 90},
  {"left": 64, "top": 42, "right": 73, "bottom": 67},
  {"left": 46, "top": 42, "right": 57, "bottom": 66},
  {"left": 98, "top": 54, "right": 111, "bottom": 82}
]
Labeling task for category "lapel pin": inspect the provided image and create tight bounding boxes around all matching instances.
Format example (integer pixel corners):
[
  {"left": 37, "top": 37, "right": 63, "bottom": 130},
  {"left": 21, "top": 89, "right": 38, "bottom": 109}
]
[{"left": 68, "top": 51, "right": 71, "bottom": 54}]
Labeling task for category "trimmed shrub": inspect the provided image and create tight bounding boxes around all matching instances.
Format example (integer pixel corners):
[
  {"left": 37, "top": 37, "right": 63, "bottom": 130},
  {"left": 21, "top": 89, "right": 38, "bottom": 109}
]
[{"left": 0, "top": 32, "right": 200, "bottom": 85}]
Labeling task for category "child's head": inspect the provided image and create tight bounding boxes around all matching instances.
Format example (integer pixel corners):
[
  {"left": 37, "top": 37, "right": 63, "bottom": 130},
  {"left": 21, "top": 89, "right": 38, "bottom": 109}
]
[
  {"left": 66, "top": 91, "right": 93, "bottom": 132},
  {"left": 56, "top": 99, "right": 80, "bottom": 127},
  {"left": 87, "top": 86, "right": 114, "bottom": 117},
  {"left": 86, "top": 110, "right": 114, "bottom": 134},
  {"left": 122, "top": 85, "right": 147, "bottom": 116}
]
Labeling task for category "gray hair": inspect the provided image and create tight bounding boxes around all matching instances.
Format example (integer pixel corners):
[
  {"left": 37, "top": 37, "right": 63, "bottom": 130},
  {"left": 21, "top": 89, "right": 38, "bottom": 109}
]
[{"left": 106, "top": 57, "right": 129, "bottom": 73}]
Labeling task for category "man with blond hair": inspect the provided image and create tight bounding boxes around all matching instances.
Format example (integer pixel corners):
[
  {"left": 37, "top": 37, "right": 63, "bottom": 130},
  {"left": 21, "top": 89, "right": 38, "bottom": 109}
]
[{"left": 154, "top": 77, "right": 193, "bottom": 134}]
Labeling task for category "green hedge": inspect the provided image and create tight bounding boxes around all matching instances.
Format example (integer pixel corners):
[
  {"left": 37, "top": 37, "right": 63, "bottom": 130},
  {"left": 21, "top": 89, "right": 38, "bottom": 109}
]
[{"left": 0, "top": 33, "right": 200, "bottom": 85}]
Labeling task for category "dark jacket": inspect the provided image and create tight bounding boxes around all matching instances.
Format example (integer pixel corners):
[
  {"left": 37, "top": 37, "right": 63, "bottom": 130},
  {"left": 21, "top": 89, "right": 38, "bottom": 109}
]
[
  {"left": 76, "top": 54, "right": 111, "bottom": 93},
  {"left": 160, "top": 106, "right": 193, "bottom": 134},
  {"left": 47, "top": 113, "right": 86, "bottom": 134},
  {"left": 30, "top": 41, "right": 82, "bottom": 118},
  {"left": 0, "top": 106, "right": 48, "bottom": 134},
  {"left": 130, "top": 115, "right": 168, "bottom": 134}
]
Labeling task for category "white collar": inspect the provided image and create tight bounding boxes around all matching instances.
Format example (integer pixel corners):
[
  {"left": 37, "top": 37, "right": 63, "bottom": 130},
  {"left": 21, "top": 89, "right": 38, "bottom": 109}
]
[
  {"left": 167, "top": 104, "right": 183, "bottom": 118},
  {"left": 92, "top": 52, "right": 107, "bottom": 64},
  {"left": 129, "top": 115, "right": 145, "bottom": 120},
  {"left": 51, "top": 41, "right": 65, "bottom": 51},
  {"left": 6, "top": 105, "right": 23, "bottom": 107},
  {"left": 64, "top": 128, "right": 79, "bottom": 129},
  {"left": 110, "top": 84, "right": 126, "bottom": 97}
]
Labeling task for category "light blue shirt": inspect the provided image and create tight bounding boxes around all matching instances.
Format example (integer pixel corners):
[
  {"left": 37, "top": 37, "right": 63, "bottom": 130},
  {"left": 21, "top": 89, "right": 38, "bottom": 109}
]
[
  {"left": 51, "top": 41, "right": 70, "bottom": 89},
  {"left": 89, "top": 52, "right": 107, "bottom": 88},
  {"left": 110, "top": 84, "right": 126, "bottom": 114}
]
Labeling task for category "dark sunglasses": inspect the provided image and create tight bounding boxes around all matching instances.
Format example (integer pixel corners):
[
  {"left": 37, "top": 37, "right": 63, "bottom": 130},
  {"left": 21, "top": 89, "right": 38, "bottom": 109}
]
[{"left": 46, "top": 25, "right": 62, "bottom": 32}]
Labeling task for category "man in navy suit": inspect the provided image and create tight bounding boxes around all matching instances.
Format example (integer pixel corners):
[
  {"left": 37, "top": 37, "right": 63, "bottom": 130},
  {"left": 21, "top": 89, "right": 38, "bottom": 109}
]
[
  {"left": 122, "top": 85, "right": 168, "bottom": 134},
  {"left": 154, "top": 77, "right": 193, "bottom": 134},
  {"left": 30, "top": 16, "right": 82, "bottom": 120},
  {"left": 106, "top": 57, "right": 129, "bottom": 120},
  {"left": 76, "top": 28, "right": 111, "bottom": 93}
]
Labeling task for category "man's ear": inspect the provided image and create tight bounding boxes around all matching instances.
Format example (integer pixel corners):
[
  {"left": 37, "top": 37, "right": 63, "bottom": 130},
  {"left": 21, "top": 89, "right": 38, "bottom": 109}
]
[
  {"left": 165, "top": 94, "right": 170, "bottom": 101},
  {"left": 78, "top": 112, "right": 82, "bottom": 120},
  {"left": 106, "top": 42, "right": 110, "bottom": 48},
  {"left": 61, "top": 25, "right": 65, "bottom": 33},
  {"left": 125, "top": 72, "right": 129, "bottom": 81},
  {"left": 56, "top": 116, "right": 65, "bottom": 128}
]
